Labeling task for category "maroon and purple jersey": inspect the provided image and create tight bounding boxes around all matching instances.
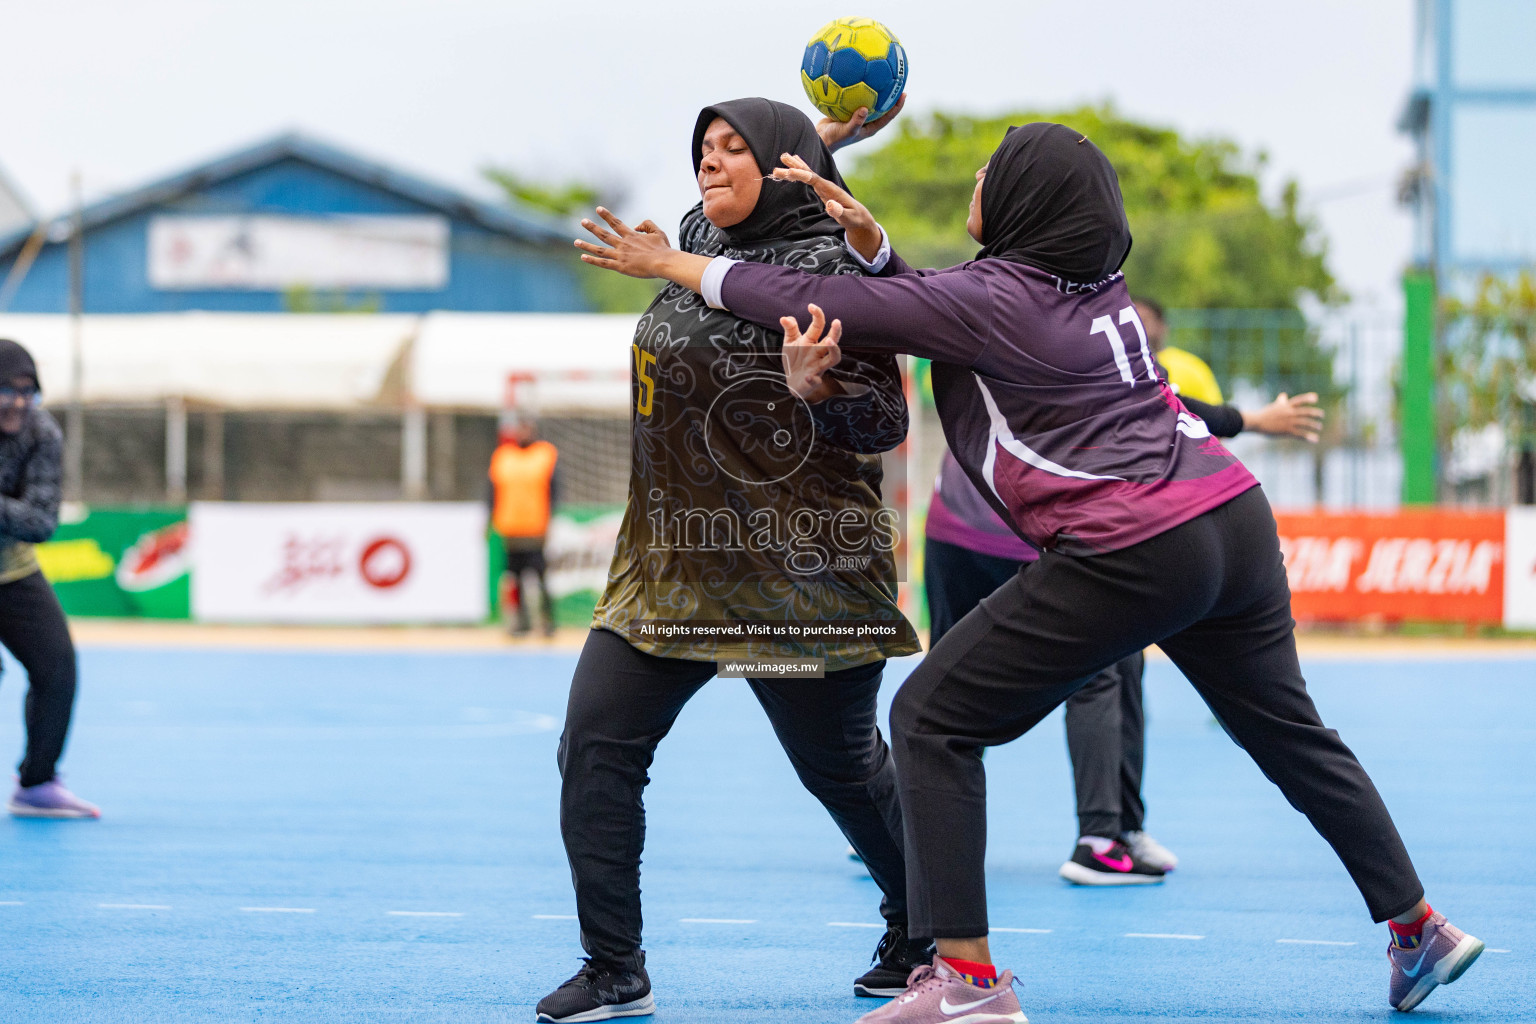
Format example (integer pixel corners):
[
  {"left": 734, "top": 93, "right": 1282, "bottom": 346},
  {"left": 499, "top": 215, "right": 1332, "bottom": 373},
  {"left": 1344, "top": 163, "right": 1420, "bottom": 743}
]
[
  {"left": 926, "top": 449, "right": 1039, "bottom": 563},
  {"left": 720, "top": 254, "right": 1259, "bottom": 556}
]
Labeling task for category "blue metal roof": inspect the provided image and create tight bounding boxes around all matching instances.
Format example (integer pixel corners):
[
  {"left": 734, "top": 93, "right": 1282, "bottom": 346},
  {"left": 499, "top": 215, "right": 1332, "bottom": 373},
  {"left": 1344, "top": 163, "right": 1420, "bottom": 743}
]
[{"left": 0, "top": 131, "right": 571, "bottom": 257}]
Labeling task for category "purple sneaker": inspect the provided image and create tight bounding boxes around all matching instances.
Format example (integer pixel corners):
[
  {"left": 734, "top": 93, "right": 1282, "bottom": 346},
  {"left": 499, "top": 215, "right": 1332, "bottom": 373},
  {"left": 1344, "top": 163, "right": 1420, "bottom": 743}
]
[
  {"left": 1387, "top": 911, "right": 1483, "bottom": 1012},
  {"left": 853, "top": 957, "right": 1027, "bottom": 1024},
  {"left": 8, "top": 777, "right": 100, "bottom": 819}
]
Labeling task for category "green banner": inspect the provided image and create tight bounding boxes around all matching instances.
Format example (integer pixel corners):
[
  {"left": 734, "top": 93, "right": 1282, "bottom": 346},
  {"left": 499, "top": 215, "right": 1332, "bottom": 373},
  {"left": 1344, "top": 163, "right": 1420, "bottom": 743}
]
[
  {"left": 38, "top": 507, "right": 191, "bottom": 618},
  {"left": 488, "top": 504, "right": 625, "bottom": 628}
]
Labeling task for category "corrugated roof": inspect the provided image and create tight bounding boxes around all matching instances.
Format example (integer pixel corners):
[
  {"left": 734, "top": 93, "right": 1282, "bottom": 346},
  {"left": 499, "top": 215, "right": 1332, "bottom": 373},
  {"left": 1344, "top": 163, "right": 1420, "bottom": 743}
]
[{"left": 0, "top": 132, "right": 571, "bottom": 257}]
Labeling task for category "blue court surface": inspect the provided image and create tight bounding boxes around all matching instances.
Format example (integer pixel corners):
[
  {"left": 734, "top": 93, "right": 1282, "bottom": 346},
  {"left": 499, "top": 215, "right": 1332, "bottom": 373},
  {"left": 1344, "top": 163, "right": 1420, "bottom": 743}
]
[{"left": 0, "top": 642, "right": 1531, "bottom": 1023}]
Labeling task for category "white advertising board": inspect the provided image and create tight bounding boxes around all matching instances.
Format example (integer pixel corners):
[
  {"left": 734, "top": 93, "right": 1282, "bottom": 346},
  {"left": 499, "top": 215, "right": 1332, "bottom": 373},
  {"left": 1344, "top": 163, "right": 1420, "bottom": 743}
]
[
  {"left": 1505, "top": 507, "right": 1536, "bottom": 630},
  {"left": 191, "top": 502, "right": 487, "bottom": 623},
  {"left": 148, "top": 215, "right": 449, "bottom": 290}
]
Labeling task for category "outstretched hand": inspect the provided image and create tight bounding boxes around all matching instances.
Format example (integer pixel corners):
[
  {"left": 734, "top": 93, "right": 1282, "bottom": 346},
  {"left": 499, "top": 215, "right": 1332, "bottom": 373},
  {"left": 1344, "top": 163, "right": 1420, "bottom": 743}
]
[
  {"left": 782, "top": 303, "right": 845, "bottom": 404},
  {"left": 773, "top": 154, "right": 883, "bottom": 263},
  {"left": 574, "top": 207, "right": 676, "bottom": 279},
  {"left": 816, "top": 93, "right": 906, "bottom": 152},
  {"left": 1243, "top": 392, "right": 1325, "bottom": 443}
]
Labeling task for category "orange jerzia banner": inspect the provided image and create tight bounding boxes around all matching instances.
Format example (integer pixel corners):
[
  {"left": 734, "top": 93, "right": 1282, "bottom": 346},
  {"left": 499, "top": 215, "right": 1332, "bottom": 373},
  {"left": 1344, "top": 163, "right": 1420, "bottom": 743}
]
[{"left": 1274, "top": 509, "right": 1505, "bottom": 623}]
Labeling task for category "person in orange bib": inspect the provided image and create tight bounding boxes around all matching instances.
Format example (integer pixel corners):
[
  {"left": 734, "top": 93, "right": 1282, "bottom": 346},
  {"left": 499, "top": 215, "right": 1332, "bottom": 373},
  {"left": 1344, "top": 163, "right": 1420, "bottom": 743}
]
[{"left": 488, "top": 416, "right": 559, "bottom": 636}]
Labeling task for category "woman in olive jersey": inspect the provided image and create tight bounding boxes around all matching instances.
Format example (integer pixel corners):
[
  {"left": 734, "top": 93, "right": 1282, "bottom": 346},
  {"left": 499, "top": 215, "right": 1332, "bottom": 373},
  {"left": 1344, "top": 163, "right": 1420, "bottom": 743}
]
[{"left": 536, "top": 99, "right": 925, "bottom": 1024}]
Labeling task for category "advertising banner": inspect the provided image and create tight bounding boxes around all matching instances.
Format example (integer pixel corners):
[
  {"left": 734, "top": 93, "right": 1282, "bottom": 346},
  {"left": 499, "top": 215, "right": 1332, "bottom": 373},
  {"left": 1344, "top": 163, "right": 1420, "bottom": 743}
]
[
  {"left": 1505, "top": 507, "right": 1536, "bottom": 630},
  {"left": 487, "top": 504, "right": 624, "bottom": 627},
  {"left": 38, "top": 506, "right": 191, "bottom": 618},
  {"left": 148, "top": 215, "right": 449, "bottom": 290},
  {"left": 1275, "top": 509, "right": 1506, "bottom": 623},
  {"left": 191, "top": 502, "right": 487, "bottom": 623}
]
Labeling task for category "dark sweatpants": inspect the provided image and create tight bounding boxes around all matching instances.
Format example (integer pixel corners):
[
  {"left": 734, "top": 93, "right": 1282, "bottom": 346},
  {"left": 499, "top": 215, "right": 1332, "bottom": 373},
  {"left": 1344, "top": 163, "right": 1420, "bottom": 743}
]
[
  {"left": 0, "top": 570, "right": 78, "bottom": 788},
  {"left": 925, "top": 537, "right": 1146, "bottom": 838},
  {"left": 558, "top": 628, "right": 908, "bottom": 965},
  {"left": 896, "top": 488, "right": 1423, "bottom": 938}
]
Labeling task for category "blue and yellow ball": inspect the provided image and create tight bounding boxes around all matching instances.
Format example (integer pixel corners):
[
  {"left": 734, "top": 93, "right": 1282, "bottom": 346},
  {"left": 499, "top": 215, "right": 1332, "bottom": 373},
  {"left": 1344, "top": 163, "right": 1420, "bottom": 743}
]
[{"left": 800, "top": 17, "right": 908, "bottom": 123}]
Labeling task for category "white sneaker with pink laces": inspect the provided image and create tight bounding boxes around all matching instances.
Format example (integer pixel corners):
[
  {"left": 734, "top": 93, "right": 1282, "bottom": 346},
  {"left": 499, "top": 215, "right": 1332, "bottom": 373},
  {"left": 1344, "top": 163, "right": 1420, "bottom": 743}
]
[{"left": 853, "top": 956, "right": 1027, "bottom": 1024}]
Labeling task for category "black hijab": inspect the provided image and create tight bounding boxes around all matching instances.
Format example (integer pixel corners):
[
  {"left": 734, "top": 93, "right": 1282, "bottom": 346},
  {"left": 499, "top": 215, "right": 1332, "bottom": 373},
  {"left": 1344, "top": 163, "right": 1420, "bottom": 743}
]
[
  {"left": 0, "top": 339, "right": 39, "bottom": 391},
  {"left": 976, "top": 123, "right": 1132, "bottom": 283},
  {"left": 691, "top": 98, "right": 848, "bottom": 246}
]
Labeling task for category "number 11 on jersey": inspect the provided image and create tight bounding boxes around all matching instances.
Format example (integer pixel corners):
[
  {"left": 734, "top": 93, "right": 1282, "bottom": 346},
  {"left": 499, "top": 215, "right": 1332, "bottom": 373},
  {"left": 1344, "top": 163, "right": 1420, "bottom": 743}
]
[{"left": 1090, "top": 305, "right": 1157, "bottom": 385}]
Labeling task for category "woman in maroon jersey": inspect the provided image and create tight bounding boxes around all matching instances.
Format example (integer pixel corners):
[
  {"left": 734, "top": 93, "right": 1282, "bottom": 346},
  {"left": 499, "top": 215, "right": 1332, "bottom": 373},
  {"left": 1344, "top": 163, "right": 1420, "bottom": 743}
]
[{"left": 574, "top": 123, "right": 1481, "bottom": 1021}]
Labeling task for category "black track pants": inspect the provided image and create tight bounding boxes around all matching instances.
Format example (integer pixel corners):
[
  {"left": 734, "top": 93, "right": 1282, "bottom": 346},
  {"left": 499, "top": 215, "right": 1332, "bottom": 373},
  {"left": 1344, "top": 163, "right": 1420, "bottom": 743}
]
[
  {"left": 1064, "top": 649, "right": 1145, "bottom": 839},
  {"left": 0, "top": 571, "right": 78, "bottom": 788},
  {"left": 895, "top": 487, "right": 1423, "bottom": 938},
  {"left": 557, "top": 628, "right": 908, "bottom": 964},
  {"left": 926, "top": 537, "right": 1148, "bottom": 839}
]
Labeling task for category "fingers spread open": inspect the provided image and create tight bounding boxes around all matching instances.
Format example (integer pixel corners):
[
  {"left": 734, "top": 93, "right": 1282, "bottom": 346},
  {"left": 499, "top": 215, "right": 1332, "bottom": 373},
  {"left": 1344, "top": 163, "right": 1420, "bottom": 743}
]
[
  {"left": 581, "top": 218, "right": 621, "bottom": 246},
  {"left": 780, "top": 315, "right": 803, "bottom": 344},
  {"left": 595, "top": 207, "right": 633, "bottom": 236},
  {"left": 806, "top": 304, "right": 827, "bottom": 342}
]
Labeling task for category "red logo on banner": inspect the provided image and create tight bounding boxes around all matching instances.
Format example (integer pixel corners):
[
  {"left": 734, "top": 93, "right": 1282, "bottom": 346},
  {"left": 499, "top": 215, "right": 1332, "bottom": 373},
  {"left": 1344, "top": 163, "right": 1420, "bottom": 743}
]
[
  {"left": 263, "top": 534, "right": 347, "bottom": 594},
  {"left": 1275, "top": 510, "right": 1505, "bottom": 623},
  {"left": 358, "top": 537, "right": 411, "bottom": 589}
]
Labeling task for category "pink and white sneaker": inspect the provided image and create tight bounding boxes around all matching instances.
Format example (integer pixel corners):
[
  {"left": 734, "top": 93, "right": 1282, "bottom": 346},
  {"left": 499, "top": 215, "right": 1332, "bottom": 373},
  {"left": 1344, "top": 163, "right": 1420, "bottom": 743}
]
[
  {"left": 8, "top": 777, "right": 100, "bottom": 819},
  {"left": 1387, "top": 911, "right": 1483, "bottom": 1012},
  {"left": 853, "top": 956, "right": 1027, "bottom": 1024}
]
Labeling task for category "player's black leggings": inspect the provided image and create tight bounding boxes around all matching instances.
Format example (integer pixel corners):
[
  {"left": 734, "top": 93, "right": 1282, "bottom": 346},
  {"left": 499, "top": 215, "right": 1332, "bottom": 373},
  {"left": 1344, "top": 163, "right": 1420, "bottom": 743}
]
[
  {"left": 557, "top": 628, "right": 908, "bottom": 966},
  {"left": 926, "top": 538, "right": 1147, "bottom": 839},
  {"left": 896, "top": 486, "right": 1424, "bottom": 938},
  {"left": 0, "top": 570, "right": 78, "bottom": 788}
]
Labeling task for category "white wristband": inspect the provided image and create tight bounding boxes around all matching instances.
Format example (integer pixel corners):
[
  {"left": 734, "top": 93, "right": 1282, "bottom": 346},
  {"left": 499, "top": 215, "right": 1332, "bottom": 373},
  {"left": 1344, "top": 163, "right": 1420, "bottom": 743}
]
[
  {"left": 846, "top": 224, "right": 891, "bottom": 273},
  {"left": 700, "top": 256, "right": 739, "bottom": 309}
]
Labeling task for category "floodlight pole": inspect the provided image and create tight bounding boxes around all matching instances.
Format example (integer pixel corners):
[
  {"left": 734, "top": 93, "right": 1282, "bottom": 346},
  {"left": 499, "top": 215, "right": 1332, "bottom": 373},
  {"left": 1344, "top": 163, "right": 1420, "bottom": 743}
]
[{"left": 64, "top": 171, "right": 85, "bottom": 503}]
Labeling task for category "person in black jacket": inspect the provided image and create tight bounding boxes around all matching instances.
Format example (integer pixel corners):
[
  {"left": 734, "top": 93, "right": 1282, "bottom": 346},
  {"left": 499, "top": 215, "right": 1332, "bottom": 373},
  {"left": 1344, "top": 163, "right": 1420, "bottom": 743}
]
[{"left": 0, "top": 339, "right": 98, "bottom": 819}]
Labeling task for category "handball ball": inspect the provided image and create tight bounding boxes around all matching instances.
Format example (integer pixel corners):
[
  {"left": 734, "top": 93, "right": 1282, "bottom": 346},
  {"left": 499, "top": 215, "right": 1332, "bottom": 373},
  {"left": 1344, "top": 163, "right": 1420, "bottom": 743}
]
[{"left": 800, "top": 17, "right": 908, "bottom": 123}]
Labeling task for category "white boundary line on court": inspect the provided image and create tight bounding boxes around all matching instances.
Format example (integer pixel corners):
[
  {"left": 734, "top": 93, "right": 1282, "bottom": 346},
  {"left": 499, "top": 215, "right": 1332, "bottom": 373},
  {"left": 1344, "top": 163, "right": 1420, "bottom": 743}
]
[
  {"left": 992, "top": 927, "right": 1053, "bottom": 934},
  {"left": 99, "top": 903, "right": 172, "bottom": 910},
  {"left": 241, "top": 906, "right": 316, "bottom": 913},
  {"left": 533, "top": 914, "right": 577, "bottom": 920},
  {"left": 1277, "top": 938, "right": 1356, "bottom": 946},
  {"left": 1124, "top": 932, "right": 1204, "bottom": 940},
  {"left": 1487, "top": 948, "right": 1512, "bottom": 953},
  {"left": 827, "top": 921, "right": 885, "bottom": 928},
  {"left": 0, "top": 900, "right": 23, "bottom": 905},
  {"left": 679, "top": 918, "right": 756, "bottom": 924},
  {"left": 387, "top": 911, "right": 462, "bottom": 917}
]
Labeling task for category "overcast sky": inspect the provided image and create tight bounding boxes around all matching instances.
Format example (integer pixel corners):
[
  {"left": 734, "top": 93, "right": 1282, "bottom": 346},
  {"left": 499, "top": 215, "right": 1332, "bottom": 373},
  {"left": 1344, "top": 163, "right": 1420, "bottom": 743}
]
[{"left": 2, "top": 0, "right": 1416, "bottom": 311}]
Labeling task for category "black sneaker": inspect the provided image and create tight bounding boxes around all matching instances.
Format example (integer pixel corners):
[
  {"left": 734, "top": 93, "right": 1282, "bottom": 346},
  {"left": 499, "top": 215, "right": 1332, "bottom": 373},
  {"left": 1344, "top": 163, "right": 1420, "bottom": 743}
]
[
  {"left": 853, "top": 922, "right": 935, "bottom": 997},
  {"left": 1058, "top": 838, "right": 1166, "bottom": 886},
  {"left": 535, "top": 954, "right": 655, "bottom": 1022}
]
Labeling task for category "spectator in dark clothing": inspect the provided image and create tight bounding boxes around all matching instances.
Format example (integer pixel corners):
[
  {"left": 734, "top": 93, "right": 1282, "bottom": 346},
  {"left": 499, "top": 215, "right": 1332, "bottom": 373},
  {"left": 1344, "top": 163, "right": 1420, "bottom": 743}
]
[{"left": 0, "top": 338, "right": 98, "bottom": 819}]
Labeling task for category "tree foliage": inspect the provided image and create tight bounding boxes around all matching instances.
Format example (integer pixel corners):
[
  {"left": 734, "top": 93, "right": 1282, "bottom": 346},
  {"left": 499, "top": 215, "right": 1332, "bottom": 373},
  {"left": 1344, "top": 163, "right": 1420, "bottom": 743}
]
[
  {"left": 842, "top": 103, "right": 1340, "bottom": 311},
  {"left": 1439, "top": 271, "right": 1536, "bottom": 449}
]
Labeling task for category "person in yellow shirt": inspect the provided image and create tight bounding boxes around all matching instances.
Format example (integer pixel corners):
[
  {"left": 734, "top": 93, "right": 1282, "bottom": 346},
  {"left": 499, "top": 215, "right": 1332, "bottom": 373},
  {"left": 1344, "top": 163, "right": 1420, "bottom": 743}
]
[
  {"left": 1135, "top": 297, "right": 1324, "bottom": 441},
  {"left": 488, "top": 416, "right": 558, "bottom": 637}
]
